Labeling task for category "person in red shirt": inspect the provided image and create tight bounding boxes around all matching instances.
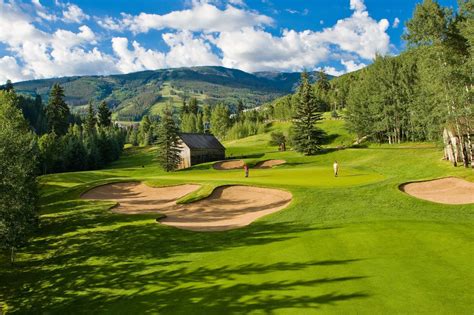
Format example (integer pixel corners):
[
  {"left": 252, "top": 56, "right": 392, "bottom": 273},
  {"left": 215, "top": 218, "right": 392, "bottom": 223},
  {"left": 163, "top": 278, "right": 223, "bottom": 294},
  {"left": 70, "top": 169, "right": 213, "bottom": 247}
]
[{"left": 244, "top": 163, "right": 249, "bottom": 178}]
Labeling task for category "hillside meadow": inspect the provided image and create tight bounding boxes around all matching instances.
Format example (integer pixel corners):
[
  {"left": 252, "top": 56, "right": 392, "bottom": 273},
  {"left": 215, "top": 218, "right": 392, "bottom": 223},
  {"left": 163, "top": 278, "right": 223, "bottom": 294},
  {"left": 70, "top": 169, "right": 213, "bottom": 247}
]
[{"left": 1, "top": 120, "right": 473, "bottom": 314}]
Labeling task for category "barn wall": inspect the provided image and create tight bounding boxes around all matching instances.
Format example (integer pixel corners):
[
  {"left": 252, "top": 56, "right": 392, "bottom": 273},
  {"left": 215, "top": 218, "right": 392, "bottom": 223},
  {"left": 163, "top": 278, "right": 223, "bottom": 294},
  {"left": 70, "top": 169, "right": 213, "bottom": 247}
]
[
  {"left": 190, "top": 148, "right": 225, "bottom": 165},
  {"left": 177, "top": 142, "right": 191, "bottom": 169}
]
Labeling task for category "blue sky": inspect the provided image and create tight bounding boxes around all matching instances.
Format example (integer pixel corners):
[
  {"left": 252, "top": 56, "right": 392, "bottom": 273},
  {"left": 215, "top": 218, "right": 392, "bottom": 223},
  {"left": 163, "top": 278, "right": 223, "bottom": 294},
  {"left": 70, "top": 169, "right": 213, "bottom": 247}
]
[{"left": 0, "top": 0, "right": 459, "bottom": 82}]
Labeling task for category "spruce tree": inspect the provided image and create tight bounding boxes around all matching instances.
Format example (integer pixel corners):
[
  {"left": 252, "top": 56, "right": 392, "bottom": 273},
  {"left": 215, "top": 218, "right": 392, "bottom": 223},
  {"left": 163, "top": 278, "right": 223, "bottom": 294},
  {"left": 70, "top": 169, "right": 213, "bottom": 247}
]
[
  {"left": 188, "top": 97, "right": 199, "bottom": 115},
  {"left": 85, "top": 101, "right": 97, "bottom": 133},
  {"left": 130, "top": 128, "right": 139, "bottom": 146},
  {"left": 45, "top": 84, "right": 70, "bottom": 135},
  {"left": 315, "top": 71, "right": 331, "bottom": 111},
  {"left": 236, "top": 100, "right": 245, "bottom": 121},
  {"left": 4, "top": 80, "right": 14, "bottom": 92},
  {"left": 196, "top": 112, "right": 204, "bottom": 133},
  {"left": 292, "top": 72, "right": 325, "bottom": 155},
  {"left": 97, "top": 101, "right": 112, "bottom": 127},
  {"left": 156, "top": 107, "right": 181, "bottom": 172}
]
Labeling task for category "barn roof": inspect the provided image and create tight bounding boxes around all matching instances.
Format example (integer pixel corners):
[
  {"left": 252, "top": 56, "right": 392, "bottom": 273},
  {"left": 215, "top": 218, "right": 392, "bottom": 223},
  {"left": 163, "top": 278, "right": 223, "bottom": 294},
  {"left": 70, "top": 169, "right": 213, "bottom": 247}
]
[{"left": 179, "top": 133, "right": 225, "bottom": 150}]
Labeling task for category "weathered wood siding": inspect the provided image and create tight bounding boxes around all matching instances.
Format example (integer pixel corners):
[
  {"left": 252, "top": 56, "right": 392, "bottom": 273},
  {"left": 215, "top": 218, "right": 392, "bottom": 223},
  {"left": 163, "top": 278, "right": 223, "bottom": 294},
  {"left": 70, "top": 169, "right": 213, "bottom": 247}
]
[{"left": 177, "top": 141, "right": 225, "bottom": 169}]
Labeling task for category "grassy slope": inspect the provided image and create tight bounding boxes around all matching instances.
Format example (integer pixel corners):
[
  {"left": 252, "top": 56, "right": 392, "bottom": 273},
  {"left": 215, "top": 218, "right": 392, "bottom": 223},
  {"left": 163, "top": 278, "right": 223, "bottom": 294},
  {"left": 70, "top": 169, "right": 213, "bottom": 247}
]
[{"left": 1, "top": 119, "right": 473, "bottom": 314}]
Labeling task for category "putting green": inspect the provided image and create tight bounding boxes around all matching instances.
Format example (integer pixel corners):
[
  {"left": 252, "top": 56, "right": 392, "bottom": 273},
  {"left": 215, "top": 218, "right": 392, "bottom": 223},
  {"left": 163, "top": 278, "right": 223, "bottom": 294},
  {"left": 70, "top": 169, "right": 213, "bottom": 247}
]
[{"left": 161, "top": 167, "right": 385, "bottom": 188}]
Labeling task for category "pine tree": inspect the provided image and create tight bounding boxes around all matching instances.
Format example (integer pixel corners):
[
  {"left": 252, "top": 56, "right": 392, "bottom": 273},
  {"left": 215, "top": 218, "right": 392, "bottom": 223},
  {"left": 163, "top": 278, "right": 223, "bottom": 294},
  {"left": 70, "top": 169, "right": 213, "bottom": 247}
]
[
  {"left": 196, "top": 112, "right": 204, "bottom": 133},
  {"left": 315, "top": 71, "right": 331, "bottom": 111},
  {"left": 156, "top": 107, "right": 181, "bottom": 172},
  {"left": 292, "top": 72, "right": 325, "bottom": 155},
  {"left": 84, "top": 101, "right": 97, "bottom": 133},
  {"left": 129, "top": 127, "right": 139, "bottom": 146},
  {"left": 236, "top": 100, "right": 245, "bottom": 121},
  {"left": 45, "top": 83, "right": 70, "bottom": 135},
  {"left": 188, "top": 97, "right": 199, "bottom": 115},
  {"left": 4, "top": 80, "right": 14, "bottom": 92},
  {"left": 97, "top": 101, "right": 112, "bottom": 127}
]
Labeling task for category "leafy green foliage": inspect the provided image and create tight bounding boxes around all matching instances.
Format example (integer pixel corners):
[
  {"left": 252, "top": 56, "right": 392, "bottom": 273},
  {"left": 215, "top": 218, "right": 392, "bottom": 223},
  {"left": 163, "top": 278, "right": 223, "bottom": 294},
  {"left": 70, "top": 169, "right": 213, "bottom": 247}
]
[
  {"left": 268, "top": 131, "right": 287, "bottom": 151},
  {"left": 210, "top": 104, "right": 231, "bottom": 139},
  {"left": 403, "top": 0, "right": 448, "bottom": 46},
  {"left": 0, "top": 91, "right": 38, "bottom": 262}
]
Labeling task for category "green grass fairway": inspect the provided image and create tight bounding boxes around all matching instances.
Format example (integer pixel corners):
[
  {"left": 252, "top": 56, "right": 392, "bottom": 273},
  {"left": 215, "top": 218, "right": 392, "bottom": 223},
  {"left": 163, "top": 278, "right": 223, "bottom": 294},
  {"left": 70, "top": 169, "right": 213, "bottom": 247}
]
[{"left": 1, "top": 121, "right": 473, "bottom": 314}]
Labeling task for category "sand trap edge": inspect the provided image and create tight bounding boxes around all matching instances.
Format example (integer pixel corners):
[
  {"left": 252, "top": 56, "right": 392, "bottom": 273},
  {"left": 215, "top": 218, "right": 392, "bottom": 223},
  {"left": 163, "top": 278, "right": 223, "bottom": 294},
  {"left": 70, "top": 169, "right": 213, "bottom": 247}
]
[
  {"left": 399, "top": 176, "right": 474, "bottom": 205},
  {"left": 254, "top": 159, "right": 287, "bottom": 169},
  {"left": 157, "top": 184, "right": 294, "bottom": 232},
  {"left": 79, "top": 180, "right": 142, "bottom": 199},
  {"left": 213, "top": 160, "right": 245, "bottom": 170},
  {"left": 80, "top": 181, "right": 203, "bottom": 211}
]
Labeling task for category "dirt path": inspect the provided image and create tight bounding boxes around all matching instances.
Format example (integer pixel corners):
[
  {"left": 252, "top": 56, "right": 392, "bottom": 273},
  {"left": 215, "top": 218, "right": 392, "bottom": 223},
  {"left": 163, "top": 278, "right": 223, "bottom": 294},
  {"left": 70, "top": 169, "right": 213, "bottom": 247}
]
[
  {"left": 213, "top": 160, "right": 244, "bottom": 170},
  {"left": 81, "top": 183, "right": 293, "bottom": 231},
  {"left": 400, "top": 177, "right": 474, "bottom": 205},
  {"left": 254, "top": 160, "right": 286, "bottom": 169}
]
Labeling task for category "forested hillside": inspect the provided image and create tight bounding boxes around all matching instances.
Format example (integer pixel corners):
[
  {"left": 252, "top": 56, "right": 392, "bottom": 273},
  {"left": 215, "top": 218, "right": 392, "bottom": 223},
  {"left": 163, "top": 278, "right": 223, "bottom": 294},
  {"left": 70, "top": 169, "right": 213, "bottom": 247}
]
[
  {"left": 9, "top": 67, "right": 330, "bottom": 121},
  {"left": 264, "top": 0, "right": 473, "bottom": 167}
]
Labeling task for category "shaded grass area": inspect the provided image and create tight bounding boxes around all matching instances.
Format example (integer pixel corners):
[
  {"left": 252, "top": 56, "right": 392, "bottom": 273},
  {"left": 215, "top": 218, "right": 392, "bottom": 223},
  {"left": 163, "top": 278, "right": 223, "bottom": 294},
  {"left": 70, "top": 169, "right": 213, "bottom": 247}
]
[{"left": 1, "top": 119, "right": 473, "bottom": 314}]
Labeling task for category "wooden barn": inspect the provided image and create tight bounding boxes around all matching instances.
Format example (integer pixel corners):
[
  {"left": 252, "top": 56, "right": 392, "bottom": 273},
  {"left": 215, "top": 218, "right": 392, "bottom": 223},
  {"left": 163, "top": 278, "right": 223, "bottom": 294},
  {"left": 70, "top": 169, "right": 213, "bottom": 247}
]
[{"left": 177, "top": 133, "right": 225, "bottom": 169}]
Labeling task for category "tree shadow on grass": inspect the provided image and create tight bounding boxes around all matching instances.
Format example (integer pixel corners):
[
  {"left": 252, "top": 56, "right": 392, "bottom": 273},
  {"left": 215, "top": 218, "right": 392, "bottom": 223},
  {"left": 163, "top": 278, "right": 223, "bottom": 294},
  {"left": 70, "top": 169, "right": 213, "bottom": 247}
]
[
  {"left": 36, "top": 217, "right": 337, "bottom": 264},
  {"left": 1, "top": 196, "right": 371, "bottom": 313},
  {"left": 2, "top": 256, "right": 370, "bottom": 314}
]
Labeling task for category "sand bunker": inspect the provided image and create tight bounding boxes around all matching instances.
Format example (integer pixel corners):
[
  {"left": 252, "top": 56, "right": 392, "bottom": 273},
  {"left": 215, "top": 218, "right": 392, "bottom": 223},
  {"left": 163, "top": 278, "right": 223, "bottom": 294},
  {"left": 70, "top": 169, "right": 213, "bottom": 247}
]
[
  {"left": 213, "top": 160, "right": 244, "bottom": 170},
  {"left": 255, "top": 159, "right": 286, "bottom": 169},
  {"left": 81, "top": 182, "right": 201, "bottom": 213},
  {"left": 400, "top": 177, "right": 474, "bottom": 205},
  {"left": 81, "top": 183, "right": 292, "bottom": 231}
]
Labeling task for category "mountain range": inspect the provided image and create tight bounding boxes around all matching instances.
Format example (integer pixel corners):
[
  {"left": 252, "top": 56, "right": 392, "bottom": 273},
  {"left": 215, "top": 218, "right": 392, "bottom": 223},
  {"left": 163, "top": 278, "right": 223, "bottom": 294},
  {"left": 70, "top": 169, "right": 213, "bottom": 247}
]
[{"left": 12, "top": 66, "right": 332, "bottom": 121}]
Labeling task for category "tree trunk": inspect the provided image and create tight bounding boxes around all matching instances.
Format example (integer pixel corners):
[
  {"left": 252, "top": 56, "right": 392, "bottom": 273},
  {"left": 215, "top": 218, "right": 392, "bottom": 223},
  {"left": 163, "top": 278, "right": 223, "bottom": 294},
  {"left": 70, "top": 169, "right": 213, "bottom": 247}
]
[{"left": 469, "top": 134, "right": 474, "bottom": 169}]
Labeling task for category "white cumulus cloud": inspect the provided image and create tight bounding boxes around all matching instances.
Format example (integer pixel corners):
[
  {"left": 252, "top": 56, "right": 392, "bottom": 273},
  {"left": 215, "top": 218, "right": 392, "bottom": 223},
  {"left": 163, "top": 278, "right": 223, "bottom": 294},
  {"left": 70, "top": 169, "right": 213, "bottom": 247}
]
[
  {"left": 350, "top": 0, "right": 366, "bottom": 12},
  {"left": 212, "top": 27, "right": 328, "bottom": 72},
  {"left": 120, "top": 0, "right": 273, "bottom": 34},
  {"left": 62, "top": 3, "right": 89, "bottom": 23},
  {"left": 341, "top": 59, "right": 366, "bottom": 72},
  {"left": 0, "top": 56, "right": 25, "bottom": 82},
  {"left": 0, "top": 0, "right": 392, "bottom": 81},
  {"left": 318, "top": 7, "right": 390, "bottom": 60},
  {"left": 0, "top": 1, "right": 115, "bottom": 81},
  {"left": 112, "top": 37, "right": 166, "bottom": 73}
]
